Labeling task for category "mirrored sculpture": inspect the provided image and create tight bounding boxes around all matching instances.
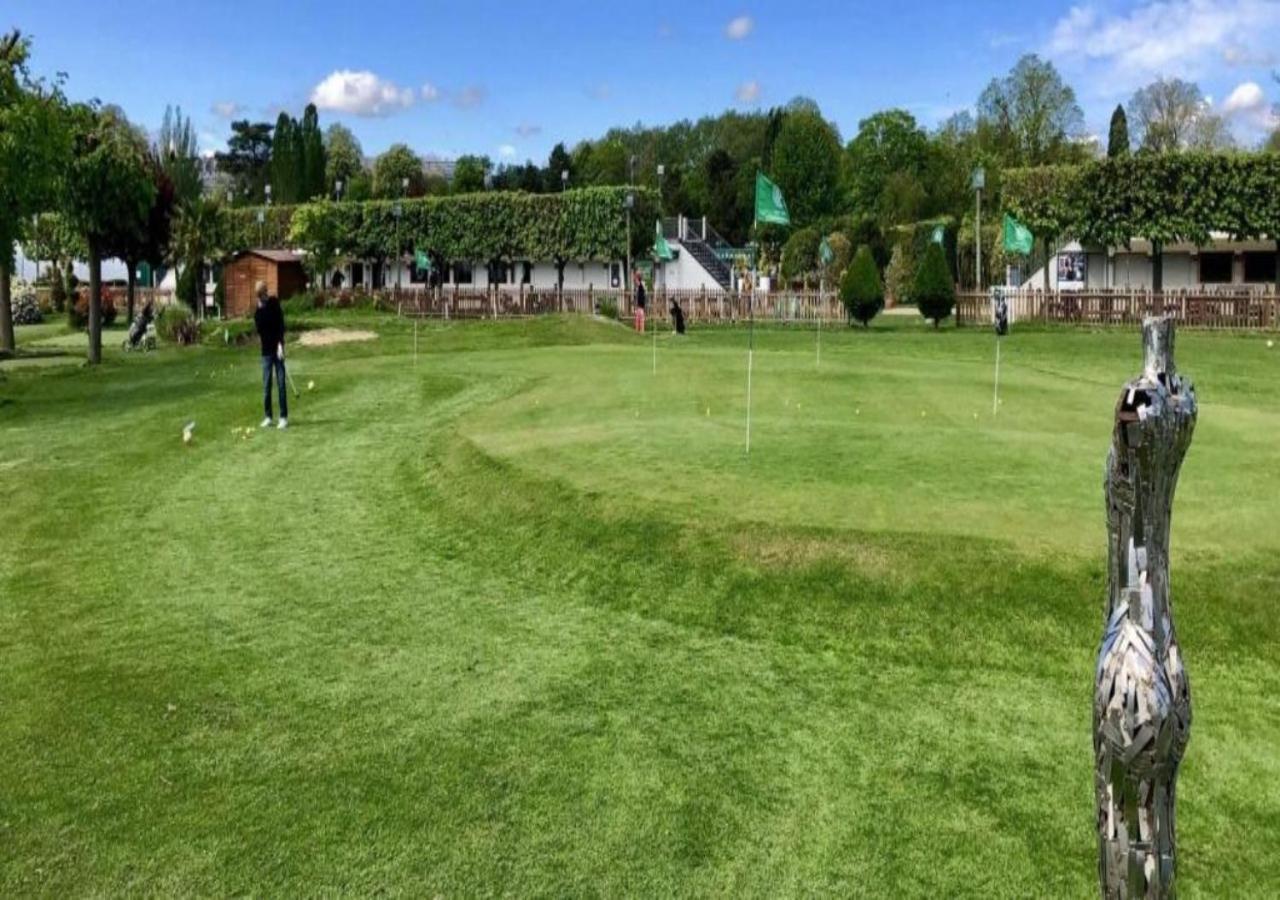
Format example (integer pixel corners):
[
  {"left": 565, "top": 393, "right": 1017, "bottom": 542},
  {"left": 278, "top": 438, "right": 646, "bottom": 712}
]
[{"left": 1095, "top": 317, "right": 1197, "bottom": 898}]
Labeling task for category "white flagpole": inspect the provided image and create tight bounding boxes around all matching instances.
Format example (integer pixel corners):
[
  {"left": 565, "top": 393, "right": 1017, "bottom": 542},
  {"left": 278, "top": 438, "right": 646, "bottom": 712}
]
[
  {"left": 992, "top": 337, "right": 1002, "bottom": 416},
  {"left": 816, "top": 281, "right": 822, "bottom": 369}
]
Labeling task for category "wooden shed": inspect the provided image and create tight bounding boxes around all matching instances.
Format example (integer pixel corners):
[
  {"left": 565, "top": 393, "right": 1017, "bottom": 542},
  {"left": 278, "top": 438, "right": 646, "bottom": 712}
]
[{"left": 223, "top": 250, "right": 308, "bottom": 318}]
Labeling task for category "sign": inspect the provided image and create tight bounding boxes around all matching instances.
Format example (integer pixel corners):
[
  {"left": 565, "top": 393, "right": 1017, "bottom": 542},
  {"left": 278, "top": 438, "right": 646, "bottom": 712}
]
[
  {"left": 754, "top": 172, "right": 791, "bottom": 226},
  {"left": 1057, "top": 251, "right": 1087, "bottom": 290}
]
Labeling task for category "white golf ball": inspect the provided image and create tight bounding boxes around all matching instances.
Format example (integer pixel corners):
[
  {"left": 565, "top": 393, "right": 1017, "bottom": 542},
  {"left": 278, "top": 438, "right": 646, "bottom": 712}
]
[
  {"left": 307, "top": 380, "right": 315, "bottom": 390},
  {"left": 1268, "top": 340, "right": 1275, "bottom": 349}
]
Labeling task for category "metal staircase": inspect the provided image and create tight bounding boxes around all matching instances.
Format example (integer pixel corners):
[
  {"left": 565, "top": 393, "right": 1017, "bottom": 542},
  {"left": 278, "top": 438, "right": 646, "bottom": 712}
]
[{"left": 671, "top": 217, "right": 733, "bottom": 290}]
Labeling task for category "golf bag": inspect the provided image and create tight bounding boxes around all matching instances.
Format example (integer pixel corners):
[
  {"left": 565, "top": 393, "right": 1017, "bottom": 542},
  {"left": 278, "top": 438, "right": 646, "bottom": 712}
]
[
  {"left": 670, "top": 299, "right": 686, "bottom": 335},
  {"left": 123, "top": 302, "right": 156, "bottom": 352},
  {"left": 993, "top": 295, "right": 1009, "bottom": 337}
]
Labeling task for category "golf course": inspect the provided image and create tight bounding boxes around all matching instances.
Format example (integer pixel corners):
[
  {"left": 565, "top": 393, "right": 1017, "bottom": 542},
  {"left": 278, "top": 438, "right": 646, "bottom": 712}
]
[{"left": 2, "top": 312, "right": 1278, "bottom": 897}]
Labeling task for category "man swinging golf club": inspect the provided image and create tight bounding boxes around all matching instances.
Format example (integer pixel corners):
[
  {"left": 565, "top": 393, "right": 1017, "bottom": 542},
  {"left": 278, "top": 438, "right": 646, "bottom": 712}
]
[{"left": 254, "top": 281, "right": 288, "bottom": 429}]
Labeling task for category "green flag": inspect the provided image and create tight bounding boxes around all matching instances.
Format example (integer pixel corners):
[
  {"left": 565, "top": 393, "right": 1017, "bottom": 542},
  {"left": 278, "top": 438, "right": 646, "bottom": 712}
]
[
  {"left": 818, "top": 236, "right": 834, "bottom": 266},
  {"left": 414, "top": 248, "right": 431, "bottom": 271},
  {"left": 654, "top": 220, "right": 674, "bottom": 261},
  {"left": 754, "top": 172, "right": 790, "bottom": 226},
  {"left": 931, "top": 225, "right": 945, "bottom": 245},
  {"left": 1003, "top": 214, "right": 1034, "bottom": 255}
]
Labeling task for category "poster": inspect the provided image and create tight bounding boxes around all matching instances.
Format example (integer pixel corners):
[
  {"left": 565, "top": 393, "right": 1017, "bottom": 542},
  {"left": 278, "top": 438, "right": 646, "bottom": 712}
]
[{"left": 1057, "top": 252, "right": 1087, "bottom": 290}]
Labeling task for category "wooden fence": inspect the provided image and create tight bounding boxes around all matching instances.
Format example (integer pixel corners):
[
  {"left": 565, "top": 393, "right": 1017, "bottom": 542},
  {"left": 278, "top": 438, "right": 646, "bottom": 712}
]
[{"left": 956, "top": 288, "right": 1280, "bottom": 331}]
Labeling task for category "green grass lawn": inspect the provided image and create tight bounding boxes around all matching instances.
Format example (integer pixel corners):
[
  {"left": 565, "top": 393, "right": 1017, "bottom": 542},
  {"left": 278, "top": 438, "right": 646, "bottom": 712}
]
[{"left": 2, "top": 313, "right": 1278, "bottom": 897}]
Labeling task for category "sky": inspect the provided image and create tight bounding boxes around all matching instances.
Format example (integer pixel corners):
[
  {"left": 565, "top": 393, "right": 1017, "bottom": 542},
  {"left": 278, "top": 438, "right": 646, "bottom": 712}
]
[{"left": 7, "top": 0, "right": 1280, "bottom": 165}]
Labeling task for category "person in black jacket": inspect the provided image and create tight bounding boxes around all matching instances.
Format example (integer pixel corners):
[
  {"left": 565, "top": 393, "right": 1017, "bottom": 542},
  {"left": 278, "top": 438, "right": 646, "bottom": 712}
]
[{"left": 253, "top": 281, "right": 288, "bottom": 429}]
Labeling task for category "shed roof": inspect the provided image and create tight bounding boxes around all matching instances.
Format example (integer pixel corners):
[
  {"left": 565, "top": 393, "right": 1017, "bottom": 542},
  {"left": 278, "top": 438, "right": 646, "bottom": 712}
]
[{"left": 233, "top": 249, "right": 306, "bottom": 264}]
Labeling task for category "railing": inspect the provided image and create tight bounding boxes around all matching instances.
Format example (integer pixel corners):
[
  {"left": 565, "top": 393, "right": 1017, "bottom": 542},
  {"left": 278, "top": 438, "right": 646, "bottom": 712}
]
[{"left": 956, "top": 288, "right": 1280, "bottom": 330}]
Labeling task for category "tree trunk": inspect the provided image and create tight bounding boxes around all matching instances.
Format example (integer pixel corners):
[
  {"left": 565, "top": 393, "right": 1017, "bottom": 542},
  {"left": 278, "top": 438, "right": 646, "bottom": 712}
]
[
  {"left": 88, "top": 242, "right": 102, "bottom": 365},
  {"left": 1152, "top": 241, "right": 1164, "bottom": 294},
  {"left": 126, "top": 261, "right": 137, "bottom": 325},
  {"left": 1042, "top": 237, "right": 1052, "bottom": 294},
  {"left": 1274, "top": 239, "right": 1279, "bottom": 295},
  {"left": 0, "top": 250, "right": 14, "bottom": 357}
]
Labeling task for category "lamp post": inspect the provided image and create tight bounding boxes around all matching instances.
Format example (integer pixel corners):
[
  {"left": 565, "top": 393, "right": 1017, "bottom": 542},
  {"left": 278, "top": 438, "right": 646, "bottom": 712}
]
[
  {"left": 335, "top": 179, "right": 343, "bottom": 202},
  {"left": 656, "top": 164, "right": 666, "bottom": 292},
  {"left": 971, "top": 166, "right": 985, "bottom": 292},
  {"left": 625, "top": 192, "right": 635, "bottom": 287},
  {"left": 561, "top": 169, "right": 569, "bottom": 192},
  {"left": 393, "top": 201, "right": 403, "bottom": 290}
]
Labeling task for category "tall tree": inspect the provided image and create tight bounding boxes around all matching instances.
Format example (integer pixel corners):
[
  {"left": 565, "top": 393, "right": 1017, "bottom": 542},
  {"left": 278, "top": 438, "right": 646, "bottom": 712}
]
[
  {"left": 270, "top": 111, "right": 298, "bottom": 204},
  {"left": 1127, "top": 78, "right": 1223, "bottom": 153},
  {"left": 63, "top": 104, "right": 155, "bottom": 363},
  {"left": 545, "top": 142, "right": 573, "bottom": 192},
  {"left": 844, "top": 109, "right": 929, "bottom": 221},
  {"left": 215, "top": 120, "right": 273, "bottom": 202},
  {"left": 452, "top": 155, "right": 490, "bottom": 193},
  {"left": 299, "top": 103, "right": 326, "bottom": 201},
  {"left": 978, "top": 54, "right": 1084, "bottom": 166},
  {"left": 0, "top": 30, "right": 70, "bottom": 355},
  {"left": 157, "top": 105, "right": 202, "bottom": 207},
  {"left": 372, "top": 144, "right": 425, "bottom": 198},
  {"left": 769, "top": 106, "right": 843, "bottom": 226},
  {"left": 323, "top": 123, "right": 364, "bottom": 198},
  {"left": 1107, "top": 104, "right": 1130, "bottom": 158}
]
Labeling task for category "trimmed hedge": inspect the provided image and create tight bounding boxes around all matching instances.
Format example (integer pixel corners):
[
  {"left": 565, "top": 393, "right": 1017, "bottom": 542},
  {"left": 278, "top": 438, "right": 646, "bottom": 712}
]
[
  {"left": 840, "top": 245, "right": 884, "bottom": 327},
  {"left": 912, "top": 242, "right": 955, "bottom": 329}
]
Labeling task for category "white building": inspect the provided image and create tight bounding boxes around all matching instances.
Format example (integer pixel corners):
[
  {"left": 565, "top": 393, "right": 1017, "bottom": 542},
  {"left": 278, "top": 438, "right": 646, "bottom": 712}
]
[{"left": 1022, "top": 235, "right": 1279, "bottom": 291}]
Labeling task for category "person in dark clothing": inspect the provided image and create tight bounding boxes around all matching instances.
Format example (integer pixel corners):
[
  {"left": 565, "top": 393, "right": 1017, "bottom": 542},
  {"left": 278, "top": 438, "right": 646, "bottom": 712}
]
[
  {"left": 669, "top": 297, "right": 686, "bottom": 334},
  {"left": 253, "top": 281, "right": 289, "bottom": 429},
  {"left": 632, "top": 270, "right": 646, "bottom": 334}
]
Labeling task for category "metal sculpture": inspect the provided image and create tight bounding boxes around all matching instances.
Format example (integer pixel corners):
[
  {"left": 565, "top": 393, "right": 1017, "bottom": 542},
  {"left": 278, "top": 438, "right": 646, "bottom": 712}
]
[{"left": 1095, "top": 317, "right": 1197, "bottom": 898}]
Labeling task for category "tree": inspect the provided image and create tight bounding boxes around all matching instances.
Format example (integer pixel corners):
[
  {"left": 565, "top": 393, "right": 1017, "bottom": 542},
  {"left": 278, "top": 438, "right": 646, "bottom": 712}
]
[
  {"left": 884, "top": 242, "right": 914, "bottom": 307},
  {"left": 770, "top": 107, "right": 843, "bottom": 225},
  {"left": 844, "top": 109, "right": 929, "bottom": 219},
  {"left": 452, "top": 155, "right": 490, "bottom": 193},
  {"left": 324, "top": 123, "right": 365, "bottom": 198},
  {"left": 1107, "top": 105, "right": 1130, "bottom": 159},
  {"left": 157, "top": 105, "right": 202, "bottom": 207},
  {"left": 911, "top": 241, "right": 955, "bottom": 328},
  {"left": 0, "top": 30, "right": 70, "bottom": 355},
  {"left": 270, "top": 111, "right": 298, "bottom": 204},
  {"left": 1267, "top": 129, "right": 1280, "bottom": 154},
  {"left": 1127, "top": 78, "right": 1226, "bottom": 153},
  {"left": 27, "top": 213, "right": 84, "bottom": 310},
  {"left": 63, "top": 104, "right": 156, "bottom": 363},
  {"left": 821, "top": 232, "right": 851, "bottom": 286},
  {"left": 299, "top": 103, "right": 326, "bottom": 201},
  {"left": 215, "top": 120, "right": 273, "bottom": 203},
  {"left": 170, "top": 196, "right": 223, "bottom": 315},
  {"left": 110, "top": 157, "right": 175, "bottom": 322},
  {"left": 545, "top": 142, "right": 573, "bottom": 192},
  {"left": 372, "top": 144, "right": 425, "bottom": 198},
  {"left": 840, "top": 244, "right": 884, "bottom": 327},
  {"left": 780, "top": 226, "right": 821, "bottom": 285},
  {"left": 978, "top": 55, "right": 1084, "bottom": 166}
]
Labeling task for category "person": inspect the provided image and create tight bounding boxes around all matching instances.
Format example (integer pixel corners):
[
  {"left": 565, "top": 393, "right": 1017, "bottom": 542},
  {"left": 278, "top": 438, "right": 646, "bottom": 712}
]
[
  {"left": 632, "top": 270, "right": 646, "bottom": 334},
  {"left": 253, "top": 281, "right": 288, "bottom": 429},
  {"left": 669, "top": 296, "right": 686, "bottom": 335}
]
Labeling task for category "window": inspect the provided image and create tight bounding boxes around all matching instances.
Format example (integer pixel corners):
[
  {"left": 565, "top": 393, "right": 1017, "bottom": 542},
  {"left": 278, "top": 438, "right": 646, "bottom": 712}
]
[
  {"left": 610, "top": 263, "right": 621, "bottom": 288},
  {"left": 1198, "top": 252, "right": 1233, "bottom": 284},
  {"left": 1243, "top": 251, "right": 1277, "bottom": 284},
  {"left": 453, "top": 264, "right": 473, "bottom": 285},
  {"left": 409, "top": 262, "right": 429, "bottom": 285},
  {"left": 521, "top": 262, "right": 532, "bottom": 285}
]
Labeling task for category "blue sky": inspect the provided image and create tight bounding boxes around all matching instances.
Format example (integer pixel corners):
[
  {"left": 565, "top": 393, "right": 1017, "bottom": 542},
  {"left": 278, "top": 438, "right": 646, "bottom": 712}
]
[{"left": 8, "top": 0, "right": 1279, "bottom": 163}]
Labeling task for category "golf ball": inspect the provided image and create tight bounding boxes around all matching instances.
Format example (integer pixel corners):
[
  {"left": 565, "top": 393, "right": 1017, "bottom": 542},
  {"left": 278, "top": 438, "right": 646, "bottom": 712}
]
[
  {"left": 1268, "top": 340, "right": 1275, "bottom": 349},
  {"left": 307, "top": 380, "right": 315, "bottom": 390}
]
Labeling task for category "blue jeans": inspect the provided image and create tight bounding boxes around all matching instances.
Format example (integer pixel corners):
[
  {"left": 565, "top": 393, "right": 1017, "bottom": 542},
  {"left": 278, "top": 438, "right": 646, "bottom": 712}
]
[{"left": 262, "top": 355, "right": 288, "bottom": 419}]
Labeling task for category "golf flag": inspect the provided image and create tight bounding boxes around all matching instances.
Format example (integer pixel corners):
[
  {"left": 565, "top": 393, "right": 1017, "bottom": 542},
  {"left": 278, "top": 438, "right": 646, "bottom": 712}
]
[
  {"left": 414, "top": 248, "right": 431, "bottom": 271},
  {"left": 754, "top": 172, "right": 791, "bottom": 226},
  {"left": 818, "top": 236, "right": 835, "bottom": 266},
  {"left": 654, "top": 220, "right": 675, "bottom": 261},
  {"left": 1003, "top": 214, "right": 1034, "bottom": 255},
  {"left": 931, "top": 225, "right": 945, "bottom": 245}
]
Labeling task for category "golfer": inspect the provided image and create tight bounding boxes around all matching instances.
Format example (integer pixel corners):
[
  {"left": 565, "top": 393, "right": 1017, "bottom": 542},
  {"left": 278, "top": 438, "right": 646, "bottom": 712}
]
[
  {"left": 254, "top": 282, "right": 288, "bottom": 429},
  {"left": 633, "top": 270, "right": 646, "bottom": 334}
]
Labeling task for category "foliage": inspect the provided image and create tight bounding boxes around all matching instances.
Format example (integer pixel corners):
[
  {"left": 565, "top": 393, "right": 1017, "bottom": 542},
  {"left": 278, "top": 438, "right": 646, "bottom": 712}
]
[
  {"left": 452, "top": 155, "right": 490, "bottom": 194},
  {"left": 769, "top": 107, "right": 843, "bottom": 226},
  {"left": 156, "top": 304, "right": 197, "bottom": 344},
  {"left": 884, "top": 242, "right": 915, "bottom": 306},
  {"left": 844, "top": 109, "right": 930, "bottom": 219},
  {"left": 1107, "top": 105, "right": 1130, "bottom": 159},
  {"left": 288, "top": 199, "right": 343, "bottom": 284},
  {"left": 840, "top": 245, "right": 884, "bottom": 327},
  {"left": 325, "top": 123, "right": 366, "bottom": 198},
  {"left": 911, "top": 241, "right": 955, "bottom": 328},
  {"left": 12, "top": 289, "right": 41, "bottom": 324},
  {"left": 373, "top": 144, "right": 426, "bottom": 198},
  {"left": 780, "top": 226, "right": 821, "bottom": 283},
  {"left": 171, "top": 197, "right": 225, "bottom": 313},
  {"left": 70, "top": 288, "right": 117, "bottom": 328},
  {"left": 1127, "top": 77, "right": 1230, "bottom": 153},
  {"left": 270, "top": 105, "right": 326, "bottom": 204},
  {"left": 821, "top": 231, "right": 851, "bottom": 285},
  {"left": 977, "top": 54, "right": 1084, "bottom": 167},
  {"left": 157, "top": 105, "right": 202, "bottom": 206},
  {"left": 215, "top": 120, "right": 273, "bottom": 203}
]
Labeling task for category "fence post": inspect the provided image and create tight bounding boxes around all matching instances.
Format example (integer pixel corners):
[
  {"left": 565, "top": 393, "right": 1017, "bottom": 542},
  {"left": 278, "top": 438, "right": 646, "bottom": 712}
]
[{"left": 587, "top": 284, "right": 593, "bottom": 316}]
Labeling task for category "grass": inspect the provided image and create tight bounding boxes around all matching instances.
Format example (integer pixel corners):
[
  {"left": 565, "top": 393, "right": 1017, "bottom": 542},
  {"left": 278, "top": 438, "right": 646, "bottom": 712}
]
[{"left": 2, "top": 312, "right": 1278, "bottom": 897}]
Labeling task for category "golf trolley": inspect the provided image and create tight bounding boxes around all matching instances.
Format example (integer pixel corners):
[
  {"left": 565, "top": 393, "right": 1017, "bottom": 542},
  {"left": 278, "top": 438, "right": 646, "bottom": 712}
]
[{"left": 122, "top": 302, "right": 157, "bottom": 352}]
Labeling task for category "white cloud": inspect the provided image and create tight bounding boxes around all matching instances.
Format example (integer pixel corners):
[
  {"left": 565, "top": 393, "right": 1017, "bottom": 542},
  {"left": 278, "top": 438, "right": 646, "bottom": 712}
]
[
  {"left": 211, "top": 101, "right": 243, "bottom": 119},
  {"left": 310, "top": 70, "right": 415, "bottom": 117},
  {"left": 453, "top": 85, "right": 486, "bottom": 109},
  {"left": 498, "top": 144, "right": 517, "bottom": 159},
  {"left": 1221, "top": 80, "right": 1278, "bottom": 132},
  {"left": 726, "top": 15, "right": 754, "bottom": 40},
  {"left": 1047, "top": 0, "right": 1280, "bottom": 88},
  {"left": 421, "top": 82, "right": 441, "bottom": 102},
  {"left": 735, "top": 80, "right": 762, "bottom": 104},
  {"left": 514, "top": 123, "right": 542, "bottom": 138}
]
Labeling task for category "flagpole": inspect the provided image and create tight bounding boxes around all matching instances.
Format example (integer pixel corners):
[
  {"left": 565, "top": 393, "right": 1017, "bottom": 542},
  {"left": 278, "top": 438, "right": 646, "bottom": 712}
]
[
  {"left": 746, "top": 204, "right": 757, "bottom": 456},
  {"left": 992, "top": 336, "right": 1002, "bottom": 416}
]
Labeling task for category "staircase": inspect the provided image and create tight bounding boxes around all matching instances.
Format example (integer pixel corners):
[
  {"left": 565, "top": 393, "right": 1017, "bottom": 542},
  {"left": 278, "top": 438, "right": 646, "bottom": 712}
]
[{"left": 675, "top": 218, "right": 734, "bottom": 290}]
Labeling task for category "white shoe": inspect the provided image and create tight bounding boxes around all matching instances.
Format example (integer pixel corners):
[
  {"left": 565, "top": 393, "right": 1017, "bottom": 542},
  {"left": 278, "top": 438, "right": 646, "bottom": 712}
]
[
  {"left": 260, "top": 417, "right": 273, "bottom": 428},
  {"left": 277, "top": 418, "right": 288, "bottom": 430}
]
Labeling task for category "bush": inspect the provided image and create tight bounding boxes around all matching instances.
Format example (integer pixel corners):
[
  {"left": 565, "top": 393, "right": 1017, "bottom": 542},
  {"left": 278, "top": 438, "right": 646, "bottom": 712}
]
[
  {"left": 596, "top": 295, "right": 619, "bottom": 319},
  {"left": 68, "top": 290, "right": 118, "bottom": 330},
  {"left": 781, "top": 226, "right": 821, "bottom": 284},
  {"left": 282, "top": 293, "right": 317, "bottom": 316},
  {"left": 839, "top": 245, "right": 884, "bottom": 328},
  {"left": 911, "top": 242, "right": 956, "bottom": 329},
  {"left": 157, "top": 305, "right": 199, "bottom": 345},
  {"left": 13, "top": 291, "right": 43, "bottom": 325},
  {"left": 885, "top": 243, "right": 915, "bottom": 306}
]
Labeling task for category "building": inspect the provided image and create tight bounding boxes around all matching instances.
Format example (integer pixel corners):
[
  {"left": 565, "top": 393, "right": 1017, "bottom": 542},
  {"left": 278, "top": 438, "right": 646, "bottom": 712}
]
[
  {"left": 1022, "top": 236, "right": 1279, "bottom": 291},
  {"left": 223, "top": 250, "right": 307, "bottom": 317}
]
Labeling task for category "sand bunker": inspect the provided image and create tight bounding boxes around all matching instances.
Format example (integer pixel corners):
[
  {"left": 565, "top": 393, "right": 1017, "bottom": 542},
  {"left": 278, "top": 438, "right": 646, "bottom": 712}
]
[{"left": 297, "top": 328, "right": 378, "bottom": 348}]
